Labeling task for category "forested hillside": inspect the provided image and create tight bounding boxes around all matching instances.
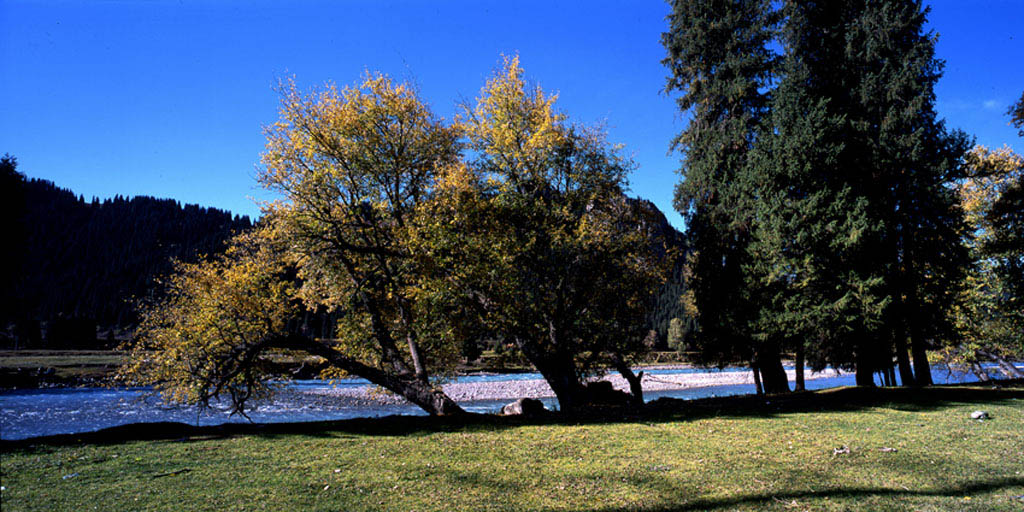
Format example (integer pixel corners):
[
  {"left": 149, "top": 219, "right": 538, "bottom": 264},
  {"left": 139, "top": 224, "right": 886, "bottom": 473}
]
[
  {"left": 1, "top": 155, "right": 253, "bottom": 348},
  {"left": 627, "top": 197, "right": 692, "bottom": 349}
]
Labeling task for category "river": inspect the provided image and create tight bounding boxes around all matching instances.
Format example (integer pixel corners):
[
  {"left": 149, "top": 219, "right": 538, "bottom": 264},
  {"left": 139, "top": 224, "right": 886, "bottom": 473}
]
[{"left": 0, "top": 365, "right": 1008, "bottom": 440}]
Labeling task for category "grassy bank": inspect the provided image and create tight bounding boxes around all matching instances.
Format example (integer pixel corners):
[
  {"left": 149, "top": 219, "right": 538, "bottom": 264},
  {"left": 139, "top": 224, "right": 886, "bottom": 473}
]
[
  {"left": 0, "top": 350, "right": 123, "bottom": 388},
  {"left": 2, "top": 384, "right": 1022, "bottom": 511}
]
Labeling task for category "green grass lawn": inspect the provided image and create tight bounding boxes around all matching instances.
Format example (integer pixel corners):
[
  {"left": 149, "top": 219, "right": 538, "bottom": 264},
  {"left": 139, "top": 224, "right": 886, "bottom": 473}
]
[{"left": 2, "top": 384, "right": 1022, "bottom": 511}]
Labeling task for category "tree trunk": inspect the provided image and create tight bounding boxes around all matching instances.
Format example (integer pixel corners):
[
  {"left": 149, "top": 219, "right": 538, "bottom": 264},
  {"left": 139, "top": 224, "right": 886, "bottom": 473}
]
[
  {"left": 515, "top": 334, "right": 586, "bottom": 414},
  {"left": 855, "top": 348, "right": 876, "bottom": 387},
  {"left": 909, "top": 334, "right": 932, "bottom": 386},
  {"left": 995, "top": 359, "right": 1024, "bottom": 379},
  {"left": 543, "top": 367, "right": 586, "bottom": 413},
  {"left": 399, "top": 305, "right": 429, "bottom": 383},
  {"left": 894, "top": 327, "right": 915, "bottom": 386},
  {"left": 794, "top": 343, "right": 805, "bottom": 392},
  {"left": 904, "top": 265, "right": 933, "bottom": 386},
  {"left": 287, "top": 336, "right": 465, "bottom": 416},
  {"left": 611, "top": 353, "right": 644, "bottom": 406},
  {"left": 756, "top": 349, "right": 790, "bottom": 394},
  {"left": 752, "top": 364, "right": 764, "bottom": 396},
  {"left": 396, "top": 377, "right": 465, "bottom": 415},
  {"left": 970, "top": 362, "right": 990, "bottom": 382}
]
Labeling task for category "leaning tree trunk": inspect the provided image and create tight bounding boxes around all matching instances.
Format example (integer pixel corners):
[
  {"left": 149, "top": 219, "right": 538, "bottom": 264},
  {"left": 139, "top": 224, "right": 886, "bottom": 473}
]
[
  {"left": 611, "top": 353, "right": 644, "bottom": 406},
  {"left": 978, "top": 349, "right": 1024, "bottom": 378},
  {"left": 970, "top": 362, "right": 991, "bottom": 382},
  {"left": 289, "top": 336, "right": 465, "bottom": 416}
]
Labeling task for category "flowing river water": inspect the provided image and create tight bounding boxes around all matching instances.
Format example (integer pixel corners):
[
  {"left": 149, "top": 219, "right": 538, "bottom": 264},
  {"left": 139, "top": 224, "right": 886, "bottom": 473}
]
[{"left": 0, "top": 365, "right": 1011, "bottom": 440}]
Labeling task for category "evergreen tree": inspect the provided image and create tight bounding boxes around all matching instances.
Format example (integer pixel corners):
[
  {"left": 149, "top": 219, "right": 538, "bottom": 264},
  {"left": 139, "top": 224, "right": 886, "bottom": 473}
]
[
  {"left": 847, "top": 0, "right": 972, "bottom": 385},
  {"left": 663, "top": 0, "right": 971, "bottom": 389},
  {"left": 662, "top": 0, "right": 789, "bottom": 392},
  {"left": 755, "top": 0, "right": 970, "bottom": 386},
  {"left": 1, "top": 154, "right": 28, "bottom": 334},
  {"left": 1, "top": 163, "right": 252, "bottom": 348},
  {"left": 745, "top": 23, "right": 887, "bottom": 387}
]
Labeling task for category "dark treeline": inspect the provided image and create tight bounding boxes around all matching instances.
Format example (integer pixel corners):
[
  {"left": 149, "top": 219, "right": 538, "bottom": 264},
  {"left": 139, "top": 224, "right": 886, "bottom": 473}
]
[{"left": 1, "top": 155, "right": 253, "bottom": 348}]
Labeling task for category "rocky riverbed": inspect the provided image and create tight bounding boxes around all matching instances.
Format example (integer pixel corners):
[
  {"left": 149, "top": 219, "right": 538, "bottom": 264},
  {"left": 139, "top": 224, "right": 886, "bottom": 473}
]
[{"left": 299, "top": 367, "right": 843, "bottom": 406}]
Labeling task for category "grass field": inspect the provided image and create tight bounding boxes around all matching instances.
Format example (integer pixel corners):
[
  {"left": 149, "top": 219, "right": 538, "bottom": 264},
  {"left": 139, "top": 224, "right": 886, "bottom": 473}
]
[{"left": 2, "top": 384, "right": 1022, "bottom": 511}]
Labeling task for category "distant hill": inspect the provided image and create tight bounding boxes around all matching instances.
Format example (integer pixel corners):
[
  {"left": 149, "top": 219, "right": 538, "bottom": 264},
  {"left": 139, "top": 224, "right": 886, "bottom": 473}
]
[
  {"left": 1, "top": 155, "right": 253, "bottom": 348},
  {"left": 625, "top": 197, "right": 693, "bottom": 349}
]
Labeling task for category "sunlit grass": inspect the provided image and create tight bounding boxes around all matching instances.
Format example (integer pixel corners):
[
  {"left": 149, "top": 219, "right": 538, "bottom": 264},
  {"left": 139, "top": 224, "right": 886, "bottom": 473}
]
[{"left": 2, "top": 384, "right": 1022, "bottom": 511}]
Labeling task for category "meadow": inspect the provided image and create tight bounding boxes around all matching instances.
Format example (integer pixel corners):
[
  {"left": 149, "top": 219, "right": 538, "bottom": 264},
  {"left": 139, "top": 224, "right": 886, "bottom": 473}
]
[{"left": 2, "top": 383, "right": 1021, "bottom": 511}]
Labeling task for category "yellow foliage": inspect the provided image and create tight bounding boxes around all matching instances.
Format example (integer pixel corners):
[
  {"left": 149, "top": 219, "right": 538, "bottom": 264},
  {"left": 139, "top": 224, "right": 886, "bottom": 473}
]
[{"left": 950, "top": 145, "right": 1024, "bottom": 359}]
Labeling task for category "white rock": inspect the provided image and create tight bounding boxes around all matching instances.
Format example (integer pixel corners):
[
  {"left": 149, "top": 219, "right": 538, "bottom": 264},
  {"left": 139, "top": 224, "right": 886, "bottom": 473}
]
[
  {"left": 970, "top": 410, "right": 989, "bottom": 420},
  {"left": 500, "top": 397, "right": 547, "bottom": 416}
]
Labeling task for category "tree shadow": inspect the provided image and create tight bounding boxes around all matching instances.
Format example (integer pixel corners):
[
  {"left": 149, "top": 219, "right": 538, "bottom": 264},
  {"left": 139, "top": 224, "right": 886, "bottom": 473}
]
[
  {"left": 564, "top": 476, "right": 1024, "bottom": 511},
  {"left": 3, "top": 379, "right": 1021, "bottom": 450}
]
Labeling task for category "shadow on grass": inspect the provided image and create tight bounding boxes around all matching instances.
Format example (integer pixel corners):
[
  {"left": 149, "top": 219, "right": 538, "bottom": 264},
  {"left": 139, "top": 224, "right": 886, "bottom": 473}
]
[
  {"left": 570, "top": 476, "right": 1024, "bottom": 511},
  {"left": 3, "top": 379, "right": 1022, "bottom": 450}
]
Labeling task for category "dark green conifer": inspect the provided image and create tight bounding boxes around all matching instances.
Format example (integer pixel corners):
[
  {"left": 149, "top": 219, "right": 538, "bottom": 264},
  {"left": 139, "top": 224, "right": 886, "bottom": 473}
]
[{"left": 662, "top": 0, "right": 790, "bottom": 392}]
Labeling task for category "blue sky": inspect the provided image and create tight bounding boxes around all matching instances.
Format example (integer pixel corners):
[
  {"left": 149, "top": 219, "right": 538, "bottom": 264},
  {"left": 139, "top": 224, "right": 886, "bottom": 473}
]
[{"left": 2, "top": 1, "right": 1021, "bottom": 228}]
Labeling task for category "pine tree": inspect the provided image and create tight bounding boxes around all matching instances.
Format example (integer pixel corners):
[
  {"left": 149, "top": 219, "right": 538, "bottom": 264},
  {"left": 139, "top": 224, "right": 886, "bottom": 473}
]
[
  {"left": 849, "top": 0, "right": 972, "bottom": 385},
  {"left": 663, "top": 0, "right": 971, "bottom": 389},
  {"left": 662, "top": 0, "right": 790, "bottom": 392},
  {"left": 771, "top": 0, "right": 971, "bottom": 386},
  {"left": 745, "top": 25, "right": 887, "bottom": 386}
]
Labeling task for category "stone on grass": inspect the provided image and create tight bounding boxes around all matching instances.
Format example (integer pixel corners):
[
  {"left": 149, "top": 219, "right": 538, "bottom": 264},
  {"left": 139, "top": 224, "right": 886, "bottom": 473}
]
[
  {"left": 970, "top": 410, "right": 990, "bottom": 420},
  {"left": 501, "top": 397, "right": 547, "bottom": 416}
]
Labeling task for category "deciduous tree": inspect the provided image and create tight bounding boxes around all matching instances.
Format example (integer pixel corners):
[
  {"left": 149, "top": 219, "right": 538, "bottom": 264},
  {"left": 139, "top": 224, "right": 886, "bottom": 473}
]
[
  {"left": 415, "top": 57, "right": 670, "bottom": 411},
  {"left": 121, "top": 74, "right": 466, "bottom": 415},
  {"left": 948, "top": 146, "right": 1024, "bottom": 379}
]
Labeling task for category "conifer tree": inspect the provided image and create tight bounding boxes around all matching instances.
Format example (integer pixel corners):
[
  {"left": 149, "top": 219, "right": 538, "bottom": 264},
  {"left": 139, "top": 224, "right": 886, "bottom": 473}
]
[
  {"left": 745, "top": 27, "right": 886, "bottom": 387},
  {"left": 662, "top": 0, "right": 790, "bottom": 392},
  {"left": 848, "top": 0, "right": 972, "bottom": 385},
  {"left": 664, "top": 0, "right": 971, "bottom": 388}
]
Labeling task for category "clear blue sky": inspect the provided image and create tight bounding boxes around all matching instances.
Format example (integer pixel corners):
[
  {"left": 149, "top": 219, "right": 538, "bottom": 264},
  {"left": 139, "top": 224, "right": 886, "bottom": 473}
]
[{"left": 2, "top": 0, "right": 1021, "bottom": 228}]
